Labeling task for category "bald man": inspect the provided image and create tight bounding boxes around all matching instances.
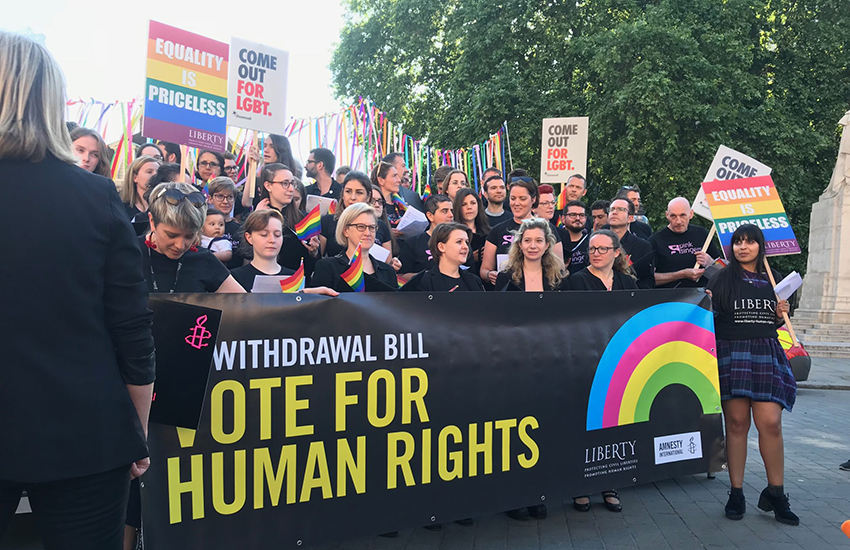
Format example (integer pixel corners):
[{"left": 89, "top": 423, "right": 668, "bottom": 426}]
[{"left": 648, "top": 197, "right": 722, "bottom": 288}]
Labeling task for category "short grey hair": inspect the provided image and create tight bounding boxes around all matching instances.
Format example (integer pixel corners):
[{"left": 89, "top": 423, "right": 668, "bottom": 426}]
[
  {"left": 335, "top": 202, "right": 377, "bottom": 247},
  {"left": 148, "top": 182, "right": 206, "bottom": 235}
]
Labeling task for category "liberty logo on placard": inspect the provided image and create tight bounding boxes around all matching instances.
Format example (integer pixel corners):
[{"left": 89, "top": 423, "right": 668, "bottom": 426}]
[{"left": 185, "top": 315, "right": 212, "bottom": 349}]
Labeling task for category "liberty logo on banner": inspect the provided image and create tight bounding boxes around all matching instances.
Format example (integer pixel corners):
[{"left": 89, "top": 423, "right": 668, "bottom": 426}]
[{"left": 185, "top": 315, "right": 212, "bottom": 349}]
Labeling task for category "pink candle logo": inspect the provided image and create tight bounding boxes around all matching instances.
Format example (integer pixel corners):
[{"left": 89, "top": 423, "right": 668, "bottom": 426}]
[{"left": 185, "top": 315, "right": 212, "bottom": 349}]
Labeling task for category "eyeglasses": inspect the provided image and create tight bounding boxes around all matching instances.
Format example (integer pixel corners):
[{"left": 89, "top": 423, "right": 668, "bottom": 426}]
[
  {"left": 223, "top": 165, "right": 238, "bottom": 172},
  {"left": 198, "top": 161, "right": 220, "bottom": 168},
  {"left": 610, "top": 206, "right": 630, "bottom": 213},
  {"left": 538, "top": 201, "right": 557, "bottom": 207},
  {"left": 588, "top": 246, "right": 614, "bottom": 254},
  {"left": 146, "top": 154, "right": 163, "bottom": 162},
  {"left": 511, "top": 176, "right": 534, "bottom": 184},
  {"left": 305, "top": 159, "right": 317, "bottom": 165},
  {"left": 154, "top": 188, "right": 207, "bottom": 208},
  {"left": 370, "top": 199, "right": 384, "bottom": 207},
  {"left": 212, "top": 193, "right": 234, "bottom": 202},
  {"left": 270, "top": 179, "right": 294, "bottom": 188},
  {"left": 565, "top": 212, "right": 587, "bottom": 218},
  {"left": 347, "top": 223, "right": 378, "bottom": 233}
]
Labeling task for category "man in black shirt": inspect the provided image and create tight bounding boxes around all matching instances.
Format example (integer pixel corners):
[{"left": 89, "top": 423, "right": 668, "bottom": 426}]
[
  {"left": 305, "top": 148, "right": 342, "bottom": 200},
  {"left": 616, "top": 186, "right": 652, "bottom": 239},
  {"left": 562, "top": 200, "right": 590, "bottom": 275},
  {"left": 483, "top": 173, "right": 511, "bottom": 227},
  {"left": 398, "top": 195, "right": 454, "bottom": 279},
  {"left": 649, "top": 197, "right": 721, "bottom": 288},
  {"left": 608, "top": 197, "right": 655, "bottom": 288}
]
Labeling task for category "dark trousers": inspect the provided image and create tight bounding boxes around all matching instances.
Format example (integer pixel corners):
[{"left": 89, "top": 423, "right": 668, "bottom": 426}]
[{"left": 0, "top": 466, "right": 130, "bottom": 550}]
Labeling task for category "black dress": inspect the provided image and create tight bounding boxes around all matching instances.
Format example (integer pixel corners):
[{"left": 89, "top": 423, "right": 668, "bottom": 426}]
[
  {"left": 310, "top": 252, "right": 398, "bottom": 292},
  {"left": 567, "top": 268, "right": 638, "bottom": 291}
]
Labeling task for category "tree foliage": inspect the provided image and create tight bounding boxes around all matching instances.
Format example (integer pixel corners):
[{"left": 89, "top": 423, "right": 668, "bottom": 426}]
[{"left": 331, "top": 0, "right": 850, "bottom": 274}]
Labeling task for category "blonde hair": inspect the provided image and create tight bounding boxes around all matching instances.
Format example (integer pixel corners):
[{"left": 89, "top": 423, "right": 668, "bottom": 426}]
[
  {"left": 70, "top": 127, "right": 111, "bottom": 177},
  {"left": 335, "top": 202, "right": 377, "bottom": 248},
  {"left": 0, "top": 32, "right": 76, "bottom": 164},
  {"left": 502, "top": 218, "right": 565, "bottom": 290},
  {"left": 147, "top": 182, "right": 206, "bottom": 235},
  {"left": 120, "top": 155, "right": 160, "bottom": 206}
]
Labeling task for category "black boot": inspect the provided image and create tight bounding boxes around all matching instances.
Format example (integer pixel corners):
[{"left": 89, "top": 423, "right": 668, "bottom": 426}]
[
  {"left": 725, "top": 487, "right": 745, "bottom": 520},
  {"left": 757, "top": 486, "right": 799, "bottom": 525}
]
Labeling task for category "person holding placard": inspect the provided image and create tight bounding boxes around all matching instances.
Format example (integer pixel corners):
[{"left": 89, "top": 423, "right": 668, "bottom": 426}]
[
  {"left": 705, "top": 224, "right": 798, "bottom": 525},
  {"left": 156, "top": 141, "right": 181, "bottom": 165},
  {"left": 414, "top": 222, "right": 485, "bottom": 292},
  {"left": 398, "top": 194, "right": 456, "bottom": 280},
  {"left": 607, "top": 198, "right": 655, "bottom": 289},
  {"left": 242, "top": 134, "right": 302, "bottom": 210},
  {"left": 305, "top": 148, "right": 341, "bottom": 200},
  {"left": 649, "top": 197, "right": 721, "bottom": 288},
  {"left": 496, "top": 218, "right": 566, "bottom": 292}
]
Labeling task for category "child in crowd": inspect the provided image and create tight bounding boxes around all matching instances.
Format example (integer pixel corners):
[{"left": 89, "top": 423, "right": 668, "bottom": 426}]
[{"left": 201, "top": 209, "right": 233, "bottom": 263}]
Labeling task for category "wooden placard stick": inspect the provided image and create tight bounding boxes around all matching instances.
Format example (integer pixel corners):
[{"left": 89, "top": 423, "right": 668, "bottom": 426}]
[
  {"left": 763, "top": 256, "right": 800, "bottom": 346},
  {"left": 246, "top": 132, "right": 259, "bottom": 199},
  {"left": 179, "top": 145, "right": 188, "bottom": 183},
  {"left": 693, "top": 224, "right": 717, "bottom": 269}
]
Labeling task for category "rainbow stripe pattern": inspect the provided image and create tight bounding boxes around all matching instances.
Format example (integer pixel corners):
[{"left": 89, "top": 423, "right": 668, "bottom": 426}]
[
  {"left": 392, "top": 193, "right": 408, "bottom": 213},
  {"left": 294, "top": 204, "right": 321, "bottom": 241},
  {"left": 279, "top": 261, "right": 305, "bottom": 293},
  {"left": 328, "top": 200, "right": 338, "bottom": 216},
  {"left": 556, "top": 185, "right": 567, "bottom": 210},
  {"left": 421, "top": 183, "right": 431, "bottom": 202},
  {"left": 586, "top": 302, "right": 721, "bottom": 431},
  {"left": 341, "top": 244, "right": 365, "bottom": 292}
]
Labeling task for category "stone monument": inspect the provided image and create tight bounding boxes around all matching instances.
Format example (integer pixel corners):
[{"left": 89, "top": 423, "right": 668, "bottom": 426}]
[{"left": 797, "top": 109, "right": 850, "bottom": 323}]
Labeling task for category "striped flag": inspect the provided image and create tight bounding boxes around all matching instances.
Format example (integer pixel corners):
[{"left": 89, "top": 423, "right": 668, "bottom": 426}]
[
  {"left": 279, "top": 260, "right": 305, "bottom": 293},
  {"left": 293, "top": 204, "right": 321, "bottom": 241},
  {"left": 341, "top": 244, "right": 365, "bottom": 292}
]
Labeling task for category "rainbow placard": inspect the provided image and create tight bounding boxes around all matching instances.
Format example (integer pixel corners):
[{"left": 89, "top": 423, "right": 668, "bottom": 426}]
[
  {"left": 142, "top": 21, "right": 229, "bottom": 151},
  {"left": 702, "top": 175, "right": 801, "bottom": 258},
  {"left": 586, "top": 302, "right": 721, "bottom": 431}
]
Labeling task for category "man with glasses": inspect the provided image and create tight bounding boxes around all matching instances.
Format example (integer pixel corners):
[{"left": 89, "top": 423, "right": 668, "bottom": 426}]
[
  {"left": 649, "top": 197, "right": 721, "bottom": 288},
  {"left": 616, "top": 185, "right": 652, "bottom": 238},
  {"left": 607, "top": 198, "right": 655, "bottom": 288},
  {"left": 562, "top": 200, "right": 590, "bottom": 275},
  {"left": 383, "top": 152, "right": 425, "bottom": 212},
  {"left": 304, "top": 148, "right": 341, "bottom": 200}
]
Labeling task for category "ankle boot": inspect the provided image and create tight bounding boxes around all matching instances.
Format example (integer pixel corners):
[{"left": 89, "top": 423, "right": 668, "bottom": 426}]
[
  {"left": 757, "top": 486, "right": 799, "bottom": 525},
  {"left": 725, "top": 488, "right": 745, "bottom": 520}
]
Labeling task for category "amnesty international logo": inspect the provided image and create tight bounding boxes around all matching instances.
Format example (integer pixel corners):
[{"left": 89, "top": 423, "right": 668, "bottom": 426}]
[
  {"left": 688, "top": 437, "right": 697, "bottom": 455},
  {"left": 185, "top": 315, "right": 212, "bottom": 349}
]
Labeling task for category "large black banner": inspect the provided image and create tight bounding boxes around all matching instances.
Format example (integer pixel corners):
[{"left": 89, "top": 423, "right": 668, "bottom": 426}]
[{"left": 142, "top": 290, "right": 724, "bottom": 549}]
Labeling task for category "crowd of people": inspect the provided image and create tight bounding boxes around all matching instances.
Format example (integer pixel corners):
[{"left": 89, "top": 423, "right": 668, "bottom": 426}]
[{"left": 0, "top": 31, "right": 808, "bottom": 550}]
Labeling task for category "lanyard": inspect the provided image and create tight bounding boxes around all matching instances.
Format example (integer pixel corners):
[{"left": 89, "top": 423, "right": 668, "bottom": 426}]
[{"left": 148, "top": 247, "right": 183, "bottom": 294}]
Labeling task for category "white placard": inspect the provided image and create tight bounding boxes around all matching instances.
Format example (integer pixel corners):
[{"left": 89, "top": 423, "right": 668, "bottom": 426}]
[
  {"left": 654, "top": 431, "right": 703, "bottom": 465},
  {"left": 369, "top": 244, "right": 391, "bottom": 263},
  {"left": 540, "top": 117, "right": 589, "bottom": 184},
  {"left": 693, "top": 145, "right": 772, "bottom": 220},
  {"left": 251, "top": 275, "right": 290, "bottom": 293},
  {"left": 227, "top": 37, "right": 289, "bottom": 132}
]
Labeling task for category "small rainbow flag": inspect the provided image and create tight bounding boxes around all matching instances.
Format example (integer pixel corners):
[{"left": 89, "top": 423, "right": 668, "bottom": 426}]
[
  {"left": 396, "top": 275, "right": 405, "bottom": 288},
  {"left": 341, "top": 244, "right": 365, "bottom": 292},
  {"left": 279, "top": 260, "right": 305, "bottom": 293},
  {"left": 421, "top": 183, "right": 431, "bottom": 202},
  {"left": 328, "top": 199, "right": 338, "bottom": 215},
  {"left": 392, "top": 193, "right": 408, "bottom": 213},
  {"left": 294, "top": 204, "right": 321, "bottom": 241},
  {"left": 556, "top": 185, "right": 567, "bottom": 210}
]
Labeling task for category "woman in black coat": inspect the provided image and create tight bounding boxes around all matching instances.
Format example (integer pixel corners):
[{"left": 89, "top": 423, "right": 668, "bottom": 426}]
[{"left": 415, "top": 222, "right": 485, "bottom": 292}]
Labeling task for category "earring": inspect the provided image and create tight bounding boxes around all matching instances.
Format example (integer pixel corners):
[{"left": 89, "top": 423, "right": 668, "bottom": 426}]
[
  {"left": 145, "top": 235, "right": 156, "bottom": 249},
  {"left": 189, "top": 245, "right": 198, "bottom": 252}
]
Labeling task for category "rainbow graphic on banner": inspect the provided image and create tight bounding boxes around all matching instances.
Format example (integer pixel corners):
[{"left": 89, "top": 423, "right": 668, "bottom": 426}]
[
  {"left": 341, "top": 244, "right": 365, "bottom": 292},
  {"left": 279, "top": 261, "right": 305, "bottom": 293},
  {"left": 586, "top": 302, "right": 721, "bottom": 431},
  {"left": 293, "top": 205, "right": 321, "bottom": 241},
  {"left": 142, "top": 21, "right": 229, "bottom": 151}
]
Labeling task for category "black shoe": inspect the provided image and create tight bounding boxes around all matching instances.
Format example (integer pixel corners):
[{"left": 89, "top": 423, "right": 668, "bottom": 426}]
[
  {"left": 840, "top": 459, "right": 850, "bottom": 471},
  {"left": 602, "top": 490, "right": 622, "bottom": 512},
  {"left": 423, "top": 523, "right": 442, "bottom": 531},
  {"left": 506, "top": 508, "right": 529, "bottom": 521},
  {"left": 725, "top": 489, "right": 745, "bottom": 520},
  {"left": 528, "top": 504, "right": 547, "bottom": 519},
  {"left": 758, "top": 487, "right": 799, "bottom": 525},
  {"left": 573, "top": 496, "right": 591, "bottom": 512},
  {"left": 454, "top": 518, "right": 474, "bottom": 526}
]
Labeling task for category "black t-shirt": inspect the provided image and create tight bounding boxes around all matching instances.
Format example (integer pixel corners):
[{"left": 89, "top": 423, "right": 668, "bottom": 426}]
[
  {"left": 223, "top": 219, "right": 244, "bottom": 269},
  {"left": 707, "top": 271, "right": 782, "bottom": 340},
  {"left": 305, "top": 180, "right": 342, "bottom": 200},
  {"left": 649, "top": 225, "right": 722, "bottom": 288},
  {"left": 620, "top": 231, "right": 655, "bottom": 289},
  {"left": 230, "top": 263, "right": 294, "bottom": 292},
  {"left": 417, "top": 269, "right": 484, "bottom": 292},
  {"left": 567, "top": 268, "right": 638, "bottom": 291},
  {"left": 398, "top": 231, "right": 434, "bottom": 274},
  {"left": 138, "top": 236, "right": 230, "bottom": 293},
  {"left": 485, "top": 209, "right": 512, "bottom": 227},
  {"left": 565, "top": 231, "right": 590, "bottom": 275},
  {"left": 486, "top": 219, "right": 562, "bottom": 256}
]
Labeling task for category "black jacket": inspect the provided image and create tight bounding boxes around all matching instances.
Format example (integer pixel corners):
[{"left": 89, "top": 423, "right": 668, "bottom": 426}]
[
  {"left": 416, "top": 267, "right": 485, "bottom": 292},
  {"left": 0, "top": 154, "right": 154, "bottom": 482},
  {"left": 568, "top": 268, "right": 639, "bottom": 291},
  {"left": 310, "top": 252, "right": 398, "bottom": 291},
  {"left": 495, "top": 269, "right": 567, "bottom": 291}
]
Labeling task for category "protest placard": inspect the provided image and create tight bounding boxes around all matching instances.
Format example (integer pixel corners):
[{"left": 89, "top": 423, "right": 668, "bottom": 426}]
[
  {"left": 693, "top": 145, "right": 772, "bottom": 220},
  {"left": 142, "top": 21, "right": 229, "bottom": 151},
  {"left": 540, "top": 117, "right": 588, "bottom": 184},
  {"left": 227, "top": 37, "right": 289, "bottom": 133}
]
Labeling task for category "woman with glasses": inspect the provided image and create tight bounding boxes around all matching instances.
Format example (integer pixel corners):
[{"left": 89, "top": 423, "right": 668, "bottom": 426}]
[
  {"left": 141, "top": 182, "right": 245, "bottom": 294},
  {"left": 453, "top": 187, "right": 490, "bottom": 275},
  {"left": 443, "top": 169, "right": 470, "bottom": 201},
  {"left": 568, "top": 230, "right": 637, "bottom": 291},
  {"left": 70, "top": 127, "right": 112, "bottom": 178},
  {"left": 207, "top": 176, "right": 244, "bottom": 268},
  {"left": 194, "top": 150, "right": 224, "bottom": 187},
  {"left": 534, "top": 184, "right": 557, "bottom": 222},
  {"left": 310, "top": 203, "right": 397, "bottom": 290},
  {"left": 257, "top": 163, "right": 321, "bottom": 276},
  {"left": 496, "top": 218, "right": 566, "bottom": 291},
  {"left": 119, "top": 155, "right": 161, "bottom": 224},
  {"left": 480, "top": 176, "right": 564, "bottom": 286},
  {"left": 242, "top": 134, "right": 303, "bottom": 210}
]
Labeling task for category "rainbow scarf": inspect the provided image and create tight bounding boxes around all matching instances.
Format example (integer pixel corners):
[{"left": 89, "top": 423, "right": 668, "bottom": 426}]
[
  {"left": 293, "top": 205, "right": 321, "bottom": 241},
  {"left": 391, "top": 193, "right": 408, "bottom": 213},
  {"left": 421, "top": 182, "right": 431, "bottom": 202},
  {"left": 556, "top": 185, "right": 567, "bottom": 210},
  {"left": 279, "top": 260, "right": 305, "bottom": 293},
  {"left": 341, "top": 244, "right": 365, "bottom": 292}
]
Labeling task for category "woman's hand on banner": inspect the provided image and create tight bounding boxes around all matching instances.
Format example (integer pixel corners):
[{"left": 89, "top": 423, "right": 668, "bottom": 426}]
[{"left": 130, "top": 457, "right": 150, "bottom": 480}]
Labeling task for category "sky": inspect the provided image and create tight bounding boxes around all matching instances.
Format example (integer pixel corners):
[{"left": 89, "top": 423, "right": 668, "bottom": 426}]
[{"left": 2, "top": 0, "right": 347, "bottom": 120}]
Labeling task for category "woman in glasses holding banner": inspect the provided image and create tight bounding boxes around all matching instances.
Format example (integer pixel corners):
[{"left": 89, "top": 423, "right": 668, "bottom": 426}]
[
  {"left": 496, "top": 218, "right": 566, "bottom": 291},
  {"left": 0, "top": 32, "right": 155, "bottom": 549},
  {"left": 706, "top": 224, "right": 798, "bottom": 525},
  {"left": 567, "top": 230, "right": 637, "bottom": 291}
]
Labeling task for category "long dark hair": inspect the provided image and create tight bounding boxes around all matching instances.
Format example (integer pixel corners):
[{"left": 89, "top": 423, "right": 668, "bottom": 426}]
[
  {"left": 259, "top": 162, "right": 304, "bottom": 229},
  {"left": 267, "top": 134, "right": 301, "bottom": 178},
  {"left": 336, "top": 171, "right": 373, "bottom": 220},
  {"left": 709, "top": 224, "right": 769, "bottom": 313},
  {"left": 453, "top": 187, "right": 490, "bottom": 235}
]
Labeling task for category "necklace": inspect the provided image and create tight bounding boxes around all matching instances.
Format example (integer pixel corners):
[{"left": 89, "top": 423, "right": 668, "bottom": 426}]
[{"left": 148, "top": 247, "right": 183, "bottom": 293}]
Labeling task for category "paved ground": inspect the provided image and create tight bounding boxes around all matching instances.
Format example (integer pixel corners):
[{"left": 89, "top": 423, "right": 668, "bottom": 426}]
[{"left": 3, "top": 359, "right": 849, "bottom": 550}]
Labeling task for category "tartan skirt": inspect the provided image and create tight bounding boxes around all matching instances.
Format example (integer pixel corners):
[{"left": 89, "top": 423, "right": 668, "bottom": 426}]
[{"left": 716, "top": 337, "right": 797, "bottom": 411}]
